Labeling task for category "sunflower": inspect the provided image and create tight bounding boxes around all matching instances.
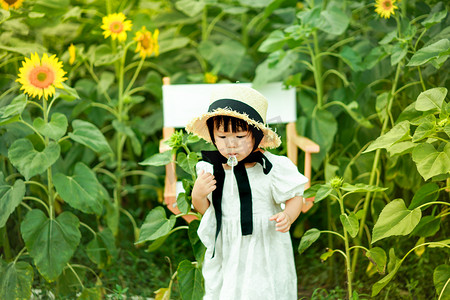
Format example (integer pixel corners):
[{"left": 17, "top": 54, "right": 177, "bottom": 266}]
[
  {"left": 375, "top": 0, "right": 398, "bottom": 19},
  {"left": 1, "top": 0, "right": 24, "bottom": 10},
  {"left": 16, "top": 53, "right": 67, "bottom": 101},
  {"left": 204, "top": 72, "right": 218, "bottom": 84},
  {"left": 134, "top": 26, "right": 159, "bottom": 58},
  {"left": 68, "top": 44, "right": 76, "bottom": 65},
  {"left": 101, "top": 12, "right": 132, "bottom": 42}
]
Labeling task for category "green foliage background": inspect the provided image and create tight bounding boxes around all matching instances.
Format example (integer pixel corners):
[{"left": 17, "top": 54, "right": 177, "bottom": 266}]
[{"left": 0, "top": 0, "right": 449, "bottom": 299}]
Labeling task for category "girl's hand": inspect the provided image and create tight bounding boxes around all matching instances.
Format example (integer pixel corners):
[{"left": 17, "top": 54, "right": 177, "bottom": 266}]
[
  {"left": 269, "top": 211, "right": 292, "bottom": 233},
  {"left": 192, "top": 170, "right": 216, "bottom": 201}
]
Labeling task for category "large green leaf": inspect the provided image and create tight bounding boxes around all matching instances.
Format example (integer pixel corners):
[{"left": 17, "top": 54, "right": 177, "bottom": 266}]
[
  {"left": 86, "top": 228, "right": 117, "bottom": 268},
  {"left": 412, "top": 143, "right": 450, "bottom": 180},
  {"left": 310, "top": 109, "right": 337, "bottom": 169},
  {"left": 21, "top": 210, "right": 81, "bottom": 282},
  {"left": 365, "top": 247, "right": 386, "bottom": 274},
  {"left": 298, "top": 228, "right": 321, "bottom": 254},
  {"left": 53, "top": 162, "right": 103, "bottom": 215},
  {"left": 412, "top": 120, "right": 435, "bottom": 142},
  {"left": 175, "top": 0, "right": 205, "bottom": 17},
  {"left": 407, "top": 39, "right": 450, "bottom": 67},
  {"left": 410, "top": 215, "right": 441, "bottom": 237},
  {"left": 33, "top": 113, "right": 68, "bottom": 141},
  {"left": 177, "top": 260, "right": 204, "bottom": 300},
  {"left": 69, "top": 120, "right": 113, "bottom": 157},
  {"left": 198, "top": 40, "right": 246, "bottom": 77},
  {"left": 372, "top": 199, "right": 421, "bottom": 244},
  {"left": 0, "top": 260, "right": 34, "bottom": 300},
  {"left": 178, "top": 152, "right": 198, "bottom": 175},
  {"left": 8, "top": 139, "right": 61, "bottom": 180},
  {"left": 0, "top": 94, "right": 27, "bottom": 125},
  {"left": 318, "top": 2, "right": 349, "bottom": 35},
  {"left": 415, "top": 87, "right": 447, "bottom": 112},
  {"left": 434, "top": 265, "right": 450, "bottom": 300},
  {"left": 409, "top": 182, "right": 439, "bottom": 209},
  {"left": 365, "top": 121, "right": 410, "bottom": 153},
  {"left": 340, "top": 183, "right": 388, "bottom": 193},
  {"left": 137, "top": 207, "right": 176, "bottom": 243},
  {"left": 140, "top": 151, "right": 172, "bottom": 166},
  {"left": 188, "top": 220, "right": 206, "bottom": 263},
  {"left": 0, "top": 173, "right": 25, "bottom": 227},
  {"left": 422, "top": 3, "right": 448, "bottom": 28},
  {"left": 340, "top": 213, "right": 358, "bottom": 238},
  {"left": 259, "top": 30, "right": 287, "bottom": 53}
]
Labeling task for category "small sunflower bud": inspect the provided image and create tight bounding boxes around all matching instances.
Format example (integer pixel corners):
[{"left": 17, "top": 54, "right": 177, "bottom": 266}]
[
  {"left": 330, "top": 176, "right": 344, "bottom": 189},
  {"left": 167, "top": 130, "right": 184, "bottom": 149}
]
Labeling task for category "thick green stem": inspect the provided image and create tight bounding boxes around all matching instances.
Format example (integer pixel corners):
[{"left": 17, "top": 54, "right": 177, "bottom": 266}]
[
  {"left": 124, "top": 56, "right": 145, "bottom": 96},
  {"left": 1, "top": 226, "right": 12, "bottom": 260},
  {"left": 42, "top": 99, "right": 55, "bottom": 220},
  {"left": 351, "top": 62, "right": 403, "bottom": 273},
  {"left": 311, "top": 32, "right": 324, "bottom": 108},
  {"left": 337, "top": 189, "right": 352, "bottom": 297}
]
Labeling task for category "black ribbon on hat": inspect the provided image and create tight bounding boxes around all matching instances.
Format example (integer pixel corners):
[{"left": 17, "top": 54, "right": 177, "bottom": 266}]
[{"left": 201, "top": 150, "right": 272, "bottom": 253}]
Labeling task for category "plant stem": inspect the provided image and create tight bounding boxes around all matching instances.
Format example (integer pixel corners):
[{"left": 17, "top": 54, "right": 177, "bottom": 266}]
[
  {"left": 337, "top": 189, "right": 352, "bottom": 298},
  {"left": 311, "top": 32, "right": 324, "bottom": 108},
  {"left": 124, "top": 56, "right": 145, "bottom": 96},
  {"left": 80, "top": 222, "right": 97, "bottom": 237},
  {"left": 23, "top": 196, "right": 50, "bottom": 215},
  {"left": 13, "top": 247, "right": 27, "bottom": 264},
  {"left": 1, "top": 226, "right": 12, "bottom": 260},
  {"left": 67, "top": 263, "right": 85, "bottom": 289},
  {"left": 42, "top": 99, "right": 55, "bottom": 220},
  {"left": 25, "top": 180, "right": 48, "bottom": 194}
]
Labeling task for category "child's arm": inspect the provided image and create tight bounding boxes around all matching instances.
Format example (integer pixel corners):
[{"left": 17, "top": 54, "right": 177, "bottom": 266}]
[
  {"left": 192, "top": 170, "right": 216, "bottom": 215},
  {"left": 269, "top": 196, "right": 303, "bottom": 233}
]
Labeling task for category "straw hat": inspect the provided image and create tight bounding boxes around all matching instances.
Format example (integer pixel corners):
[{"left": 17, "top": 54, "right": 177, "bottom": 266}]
[{"left": 186, "top": 84, "right": 281, "bottom": 148}]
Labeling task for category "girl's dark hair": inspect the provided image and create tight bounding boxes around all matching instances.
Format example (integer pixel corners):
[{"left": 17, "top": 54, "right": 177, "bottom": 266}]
[{"left": 206, "top": 115, "right": 264, "bottom": 150}]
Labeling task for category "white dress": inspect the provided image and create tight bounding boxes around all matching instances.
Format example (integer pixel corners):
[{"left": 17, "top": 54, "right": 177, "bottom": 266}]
[{"left": 196, "top": 151, "right": 308, "bottom": 300}]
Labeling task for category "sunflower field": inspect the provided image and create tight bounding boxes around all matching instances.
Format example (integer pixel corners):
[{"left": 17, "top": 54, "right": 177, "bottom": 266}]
[{"left": 0, "top": 0, "right": 449, "bottom": 299}]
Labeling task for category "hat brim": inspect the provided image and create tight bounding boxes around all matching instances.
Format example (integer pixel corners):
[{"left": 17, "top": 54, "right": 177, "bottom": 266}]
[{"left": 186, "top": 107, "right": 281, "bottom": 149}]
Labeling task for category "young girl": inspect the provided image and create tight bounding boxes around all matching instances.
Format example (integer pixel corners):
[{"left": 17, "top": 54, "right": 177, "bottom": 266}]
[{"left": 186, "top": 84, "right": 308, "bottom": 299}]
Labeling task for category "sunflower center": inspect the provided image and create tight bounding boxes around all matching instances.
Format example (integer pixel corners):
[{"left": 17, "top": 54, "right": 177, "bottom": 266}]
[
  {"left": 141, "top": 35, "right": 151, "bottom": 49},
  {"left": 382, "top": 0, "right": 392, "bottom": 9},
  {"left": 29, "top": 66, "right": 55, "bottom": 89},
  {"left": 5, "top": 0, "right": 19, "bottom": 5},
  {"left": 110, "top": 21, "right": 124, "bottom": 33}
]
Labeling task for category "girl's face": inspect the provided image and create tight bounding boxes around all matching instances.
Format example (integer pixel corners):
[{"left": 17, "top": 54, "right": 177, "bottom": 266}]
[{"left": 213, "top": 123, "right": 254, "bottom": 162}]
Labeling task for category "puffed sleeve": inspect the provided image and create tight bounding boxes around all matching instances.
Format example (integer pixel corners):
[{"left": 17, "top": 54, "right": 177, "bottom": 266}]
[{"left": 271, "top": 155, "right": 309, "bottom": 204}]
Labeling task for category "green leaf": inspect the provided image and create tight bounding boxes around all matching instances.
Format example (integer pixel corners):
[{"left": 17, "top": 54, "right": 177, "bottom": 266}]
[
  {"left": 178, "top": 152, "right": 198, "bottom": 175},
  {"left": 92, "top": 44, "right": 123, "bottom": 66},
  {"left": 314, "top": 184, "right": 333, "bottom": 203},
  {"left": 8, "top": 139, "right": 61, "bottom": 180},
  {"left": 340, "top": 183, "right": 388, "bottom": 193},
  {"left": 159, "top": 37, "right": 190, "bottom": 55},
  {"left": 145, "top": 234, "right": 170, "bottom": 252},
  {"left": 412, "top": 143, "right": 450, "bottom": 180},
  {"left": 77, "top": 287, "right": 102, "bottom": 300},
  {"left": 387, "top": 141, "right": 416, "bottom": 156},
  {"left": 0, "top": 260, "right": 34, "bottom": 300},
  {"left": 259, "top": 30, "right": 287, "bottom": 53},
  {"left": 0, "top": 94, "right": 27, "bottom": 125},
  {"left": 415, "top": 87, "right": 447, "bottom": 112},
  {"left": 365, "top": 121, "right": 410, "bottom": 153},
  {"left": 298, "top": 228, "right": 321, "bottom": 254},
  {"left": 410, "top": 215, "right": 441, "bottom": 237},
  {"left": 177, "top": 260, "right": 204, "bottom": 300},
  {"left": 407, "top": 39, "right": 450, "bottom": 67},
  {"left": 310, "top": 109, "right": 337, "bottom": 163},
  {"left": 422, "top": 3, "right": 448, "bottom": 28},
  {"left": 53, "top": 162, "right": 103, "bottom": 215},
  {"left": 320, "top": 249, "right": 336, "bottom": 262},
  {"left": 112, "top": 120, "right": 141, "bottom": 156},
  {"left": 365, "top": 247, "right": 387, "bottom": 274},
  {"left": 0, "top": 173, "right": 25, "bottom": 227},
  {"left": 140, "top": 151, "right": 172, "bottom": 166},
  {"left": 409, "top": 182, "right": 439, "bottom": 210},
  {"left": 390, "top": 42, "right": 408, "bottom": 66},
  {"left": 137, "top": 207, "right": 176, "bottom": 243},
  {"left": 188, "top": 220, "right": 206, "bottom": 263},
  {"left": 69, "top": 120, "right": 113, "bottom": 157},
  {"left": 434, "top": 265, "right": 450, "bottom": 300},
  {"left": 86, "top": 228, "right": 117, "bottom": 268},
  {"left": 21, "top": 210, "right": 81, "bottom": 282},
  {"left": 372, "top": 248, "right": 402, "bottom": 296},
  {"left": 56, "top": 82, "right": 80, "bottom": 101},
  {"left": 177, "top": 192, "right": 190, "bottom": 215},
  {"left": 303, "top": 184, "right": 320, "bottom": 199},
  {"left": 340, "top": 212, "right": 359, "bottom": 238},
  {"left": 372, "top": 199, "right": 421, "bottom": 244},
  {"left": 199, "top": 40, "right": 246, "bottom": 77},
  {"left": 317, "top": 2, "right": 349, "bottom": 35},
  {"left": 33, "top": 113, "right": 68, "bottom": 141},
  {"left": 175, "top": 0, "right": 205, "bottom": 17}
]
